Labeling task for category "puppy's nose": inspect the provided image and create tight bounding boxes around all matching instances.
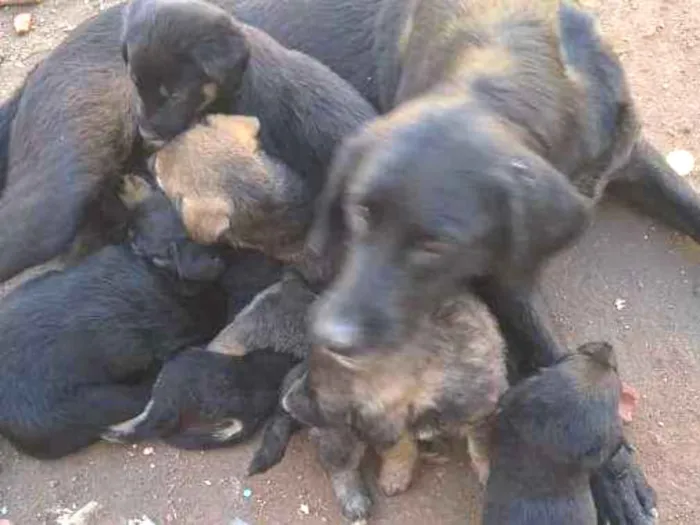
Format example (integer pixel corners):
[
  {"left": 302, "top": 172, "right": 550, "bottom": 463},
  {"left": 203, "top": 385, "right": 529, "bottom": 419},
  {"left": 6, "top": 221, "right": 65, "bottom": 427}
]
[{"left": 312, "top": 312, "right": 364, "bottom": 352}]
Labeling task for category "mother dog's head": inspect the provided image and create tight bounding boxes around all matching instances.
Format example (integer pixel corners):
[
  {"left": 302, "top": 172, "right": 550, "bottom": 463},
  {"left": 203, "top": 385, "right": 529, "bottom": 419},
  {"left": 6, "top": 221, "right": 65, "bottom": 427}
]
[{"left": 310, "top": 96, "right": 591, "bottom": 355}]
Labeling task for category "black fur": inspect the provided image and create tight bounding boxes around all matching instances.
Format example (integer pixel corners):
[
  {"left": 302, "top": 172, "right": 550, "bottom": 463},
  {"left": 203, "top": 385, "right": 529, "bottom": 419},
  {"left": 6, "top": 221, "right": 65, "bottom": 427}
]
[
  {"left": 0, "top": 86, "right": 22, "bottom": 194},
  {"left": 0, "top": 6, "right": 140, "bottom": 283},
  {"left": 104, "top": 271, "right": 316, "bottom": 450},
  {"left": 483, "top": 342, "right": 624, "bottom": 525},
  {"left": 103, "top": 348, "right": 297, "bottom": 449},
  {"left": 0, "top": 191, "right": 227, "bottom": 459}
]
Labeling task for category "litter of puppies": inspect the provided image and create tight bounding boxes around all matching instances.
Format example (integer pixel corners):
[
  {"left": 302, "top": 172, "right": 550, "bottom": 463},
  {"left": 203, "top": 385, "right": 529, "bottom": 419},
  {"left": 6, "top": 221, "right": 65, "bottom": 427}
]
[{"left": 5, "top": 0, "right": 697, "bottom": 522}]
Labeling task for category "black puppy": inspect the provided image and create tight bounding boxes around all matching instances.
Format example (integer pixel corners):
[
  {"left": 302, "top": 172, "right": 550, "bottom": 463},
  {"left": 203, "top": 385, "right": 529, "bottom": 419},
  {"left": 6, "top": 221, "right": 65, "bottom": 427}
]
[
  {"left": 0, "top": 0, "right": 374, "bottom": 284},
  {"left": 122, "top": 0, "right": 376, "bottom": 200},
  {"left": 104, "top": 270, "right": 316, "bottom": 450},
  {"left": 0, "top": 179, "right": 227, "bottom": 459},
  {"left": 483, "top": 342, "right": 636, "bottom": 525}
]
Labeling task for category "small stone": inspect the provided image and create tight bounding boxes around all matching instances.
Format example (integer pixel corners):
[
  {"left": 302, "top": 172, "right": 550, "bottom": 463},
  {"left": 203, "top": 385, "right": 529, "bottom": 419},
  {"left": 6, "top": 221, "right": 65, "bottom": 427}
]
[
  {"left": 142, "top": 447, "right": 154, "bottom": 456},
  {"left": 203, "top": 480, "right": 212, "bottom": 486},
  {"left": 614, "top": 298, "right": 627, "bottom": 311},
  {"left": 0, "top": 507, "right": 7, "bottom": 516},
  {"left": 49, "top": 480, "right": 60, "bottom": 488},
  {"left": 13, "top": 13, "right": 33, "bottom": 35},
  {"left": 666, "top": 149, "right": 695, "bottom": 177},
  {"left": 242, "top": 488, "right": 252, "bottom": 499},
  {"left": 299, "top": 504, "right": 310, "bottom": 515}
]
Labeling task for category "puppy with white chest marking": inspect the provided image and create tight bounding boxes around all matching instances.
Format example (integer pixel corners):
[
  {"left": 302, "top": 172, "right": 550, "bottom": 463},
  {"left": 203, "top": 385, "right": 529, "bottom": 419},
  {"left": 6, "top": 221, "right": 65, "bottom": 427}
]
[{"left": 280, "top": 292, "right": 508, "bottom": 522}]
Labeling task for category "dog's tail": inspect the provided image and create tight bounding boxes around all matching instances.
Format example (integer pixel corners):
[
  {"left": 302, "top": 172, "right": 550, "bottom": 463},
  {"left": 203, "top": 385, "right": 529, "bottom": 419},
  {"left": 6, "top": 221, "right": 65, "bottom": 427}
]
[{"left": 0, "top": 87, "right": 22, "bottom": 194}]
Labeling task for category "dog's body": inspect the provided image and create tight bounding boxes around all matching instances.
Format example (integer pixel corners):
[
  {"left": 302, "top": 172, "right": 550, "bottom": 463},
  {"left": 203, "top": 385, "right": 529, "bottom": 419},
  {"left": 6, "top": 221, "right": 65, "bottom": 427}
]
[
  {"left": 282, "top": 292, "right": 508, "bottom": 522},
  {"left": 0, "top": 187, "right": 227, "bottom": 459},
  {"left": 483, "top": 342, "right": 624, "bottom": 525},
  {"left": 105, "top": 271, "right": 317, "bottom": 450}
]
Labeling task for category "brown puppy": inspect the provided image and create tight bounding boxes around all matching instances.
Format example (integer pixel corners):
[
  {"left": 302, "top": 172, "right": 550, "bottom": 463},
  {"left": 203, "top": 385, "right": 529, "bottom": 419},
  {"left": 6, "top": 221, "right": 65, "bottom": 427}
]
[
  {"left": 151, "top": 113, "right": 337, "bottom": 282},
  {"left": 282, "top": 292, "right": 508, "bottom": 522}
]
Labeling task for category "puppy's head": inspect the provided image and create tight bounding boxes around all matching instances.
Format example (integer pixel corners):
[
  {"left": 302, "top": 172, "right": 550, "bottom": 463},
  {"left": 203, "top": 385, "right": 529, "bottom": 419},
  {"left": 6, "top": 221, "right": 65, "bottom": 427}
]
[
  {"left": 122, "top": 0, "right": 250, "bottom": 145},
  {"left": 123, "top": 176, "right": 225, "bottom": 282},
  {"left": 310, "top": 97, "right": 591, "bottom": 354},
  {"left": 209, "top": 270, "right": 317, "bottom": 359},
  {"left": 150, "top": 114, "right": 313, "bottom": 260},
  {"left": 498, "top": 341, "right": 623, "bottom": 469}
]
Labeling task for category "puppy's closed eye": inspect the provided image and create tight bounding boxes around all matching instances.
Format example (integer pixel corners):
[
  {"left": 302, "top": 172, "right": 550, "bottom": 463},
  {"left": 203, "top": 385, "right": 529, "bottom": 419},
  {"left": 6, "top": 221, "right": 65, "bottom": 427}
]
[{"left": 407, "top": 237, "right": 451, "bottom": 267}]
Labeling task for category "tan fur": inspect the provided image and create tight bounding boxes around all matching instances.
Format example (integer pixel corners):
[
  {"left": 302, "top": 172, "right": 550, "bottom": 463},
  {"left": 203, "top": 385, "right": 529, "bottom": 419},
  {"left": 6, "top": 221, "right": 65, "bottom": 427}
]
[
  {"left": 378, "top": 433, "right": 420, "bottom": 496},
  {"left": 119, "top": 173, "right": 153, "bottom": 209},
  {"left": 305, "top": 292, "right": 508, "bottom": 487},
  {"left": 180, "top": 196, "right": 231, "bottom": 244}
]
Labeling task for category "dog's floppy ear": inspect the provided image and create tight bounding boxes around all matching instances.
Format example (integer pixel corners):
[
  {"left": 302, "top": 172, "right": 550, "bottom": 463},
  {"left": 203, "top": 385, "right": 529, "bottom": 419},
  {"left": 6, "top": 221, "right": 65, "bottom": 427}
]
[
  {"left": 191, "top": 17, "right": 251, "bottom": 95},
  {"left": 503, "top": 156, "right": 592, "bottom": 279},
  {"left": 307, "top": 134, "right": 367, "bottom": 257},
  {"left": 558, "top": 1, "right": 640, "bottom": 194}
]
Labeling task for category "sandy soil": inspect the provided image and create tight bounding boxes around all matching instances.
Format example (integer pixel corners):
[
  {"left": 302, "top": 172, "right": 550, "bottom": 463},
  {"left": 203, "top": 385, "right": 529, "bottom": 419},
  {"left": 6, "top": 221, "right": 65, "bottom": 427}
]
[{"left": 1, "top": 0, "right": 699, "bottom": 523}]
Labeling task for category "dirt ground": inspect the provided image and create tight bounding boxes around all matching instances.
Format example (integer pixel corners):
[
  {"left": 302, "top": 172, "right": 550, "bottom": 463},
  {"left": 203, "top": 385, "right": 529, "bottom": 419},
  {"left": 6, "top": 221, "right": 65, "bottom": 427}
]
[{"left": 1, "top": 0, "right": 699, "bottom": 524}]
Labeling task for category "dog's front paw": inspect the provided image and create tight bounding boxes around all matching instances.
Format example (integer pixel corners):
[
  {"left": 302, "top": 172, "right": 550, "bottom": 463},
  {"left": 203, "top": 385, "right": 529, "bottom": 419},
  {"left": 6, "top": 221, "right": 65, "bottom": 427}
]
[
  {"left": 591, "top": 441, "right": 658, "bottom": 525},
  {"left": 378, "top": 457, "right": 415, "bottom": 496},
  {"left": 331, "top": 470, "right": 373, "bottom": 522}
]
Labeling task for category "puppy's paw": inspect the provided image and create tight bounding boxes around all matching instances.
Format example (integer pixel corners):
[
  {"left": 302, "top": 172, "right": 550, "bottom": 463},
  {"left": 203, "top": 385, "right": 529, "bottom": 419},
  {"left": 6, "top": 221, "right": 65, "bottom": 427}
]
[
  {"left": 470, "top": 454, "right": 490, "bottom": 486},
  {"left": 378, "top": 458, "right": 415, "bottom": 497},
  {"left": 340, "top": 491, "right": 373, "bottom": 522}
]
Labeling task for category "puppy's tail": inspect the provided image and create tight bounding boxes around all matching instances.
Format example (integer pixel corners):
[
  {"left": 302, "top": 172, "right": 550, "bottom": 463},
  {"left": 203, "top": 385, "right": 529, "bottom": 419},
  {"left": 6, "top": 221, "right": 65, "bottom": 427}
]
[{"left": 0, "top": 87, "right": 22, "bottom": 195}]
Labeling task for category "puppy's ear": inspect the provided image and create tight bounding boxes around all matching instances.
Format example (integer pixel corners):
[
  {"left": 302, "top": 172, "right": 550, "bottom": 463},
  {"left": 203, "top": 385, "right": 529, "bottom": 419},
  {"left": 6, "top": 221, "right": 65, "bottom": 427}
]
[
  {"left": 558, "top": 1, "right": 639, "bottom": 190},
  {"left": 307, "top": 135, "right": 366, "bottom": 257},
  {"left": 504, "top": 157, "right": 591, "bottom": 279},
  {"left": 281, "top": 372, "right": 325, "bottom": 428},
  {"left": 180, "top": 196, "right": 231, "bottom": 244},
  {"left": 577, "top": 341, "right": 617, "bottom": 370},
  {"left": 191, "top": 18, "right": 251, "bottom": 94}
]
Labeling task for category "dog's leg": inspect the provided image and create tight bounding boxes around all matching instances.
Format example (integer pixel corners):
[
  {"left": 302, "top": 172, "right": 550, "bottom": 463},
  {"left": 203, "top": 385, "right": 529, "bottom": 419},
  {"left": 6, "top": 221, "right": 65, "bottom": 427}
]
[
  {"left": 473, "top": 277, "right": 565, "bottom": 381},
  {"left": 311, "top": 426, "right": 372, "bottom": 523},
  {"left": 465, "top": 418, "right": 492, "bottom": 486},
  {"left": 377, "top": 432, "right": 419, "bottom": 497},
  {"left": 607, "top": 139, "right": 700, "bottom": 242}
]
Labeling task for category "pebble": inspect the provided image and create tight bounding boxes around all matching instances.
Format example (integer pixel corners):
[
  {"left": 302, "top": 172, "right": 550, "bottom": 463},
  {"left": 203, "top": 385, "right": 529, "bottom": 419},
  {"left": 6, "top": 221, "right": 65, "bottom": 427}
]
[
  {"left": 242, "top": 488, "right": 252, "bottom": 499},
  {"left": 299, "top": 503, "right": 310, "bottom": 515},
  {"left": 13, "top": 13, "right": 33, "bottom": 35},
  {"left": 614, "top": 298, "right": 627, "bottom": 311},
  {"left": 142, "top": 447, "right": 154, "bottom": 456},
  {"left": 666, "top": 149, "right": 695, "bottom": 177},
  {"left": 56, "top": 501, "right": 101, "bottom": 525}
]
